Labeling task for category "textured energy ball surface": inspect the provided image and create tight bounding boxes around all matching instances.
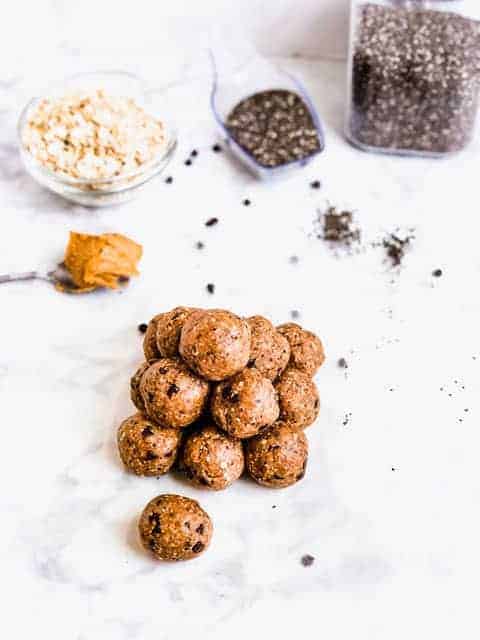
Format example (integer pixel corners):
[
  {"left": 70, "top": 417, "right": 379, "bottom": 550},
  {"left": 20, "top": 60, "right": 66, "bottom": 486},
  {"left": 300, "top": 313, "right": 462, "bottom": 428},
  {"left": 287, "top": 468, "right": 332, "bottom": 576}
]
[
  {"left": 179, "top": 309, "right": 251, "bottom": 381},
  {"left": 277, "top": 323, "right": 325, "bottom": 377},
  {"left": 117, "top": 413, "right": 182, "bottom": 476},
  {"left": 180, "top": 424, "right": 244, "bottom": 490},
  {"left": 275, "top": 367, "right": 320, "bottom": 429},
  {"left": 211, "top": 367, "right": 279, "bottom": 438},
  {"left": 143, "top": 314, "right": 163, "bottom": 361},
  {"left": 246, "top": 422, "right": 308, "bottom": 488},
  {"left": 140, "top": 358, "right": 209, "bottom": 428},
  {"left": 247, "top": 315, "right": 290, "bottom": 381},
  {"left": 156, "top": 306, "right": 198, "bottom": 358},
  {"left": 130, "top": 361, "right": 152, "bottom": 412},
  {"left": 138, "top": 494, "right": 212, "bottom": 561}
]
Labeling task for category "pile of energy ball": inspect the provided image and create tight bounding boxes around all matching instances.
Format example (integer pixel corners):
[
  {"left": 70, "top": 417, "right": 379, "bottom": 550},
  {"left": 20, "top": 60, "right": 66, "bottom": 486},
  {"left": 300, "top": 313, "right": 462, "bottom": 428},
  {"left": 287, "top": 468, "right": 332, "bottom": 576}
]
[{"left": 117, "top": 308, "right": 325, "bottom": 561}]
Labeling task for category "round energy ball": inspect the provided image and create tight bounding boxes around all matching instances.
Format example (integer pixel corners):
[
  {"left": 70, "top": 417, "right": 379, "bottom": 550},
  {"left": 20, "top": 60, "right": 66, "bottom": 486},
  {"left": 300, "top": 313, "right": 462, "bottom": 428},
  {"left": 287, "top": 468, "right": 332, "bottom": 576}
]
[
  {"left": 277, "top": 323, "right": 325, "bottom": 377},
  {"left": 140, "top": 358, "right": 209, "bottom": 428},
  {"left": 117, "top": 413, "right": 182, "bottom": 476},
  {"left": 245, "top": 421, "right": 308, "bottom": 488},
  {"left": 143, "top": 314, "right": 163, "bottom": 361},
  {"left": 138, "top": 494, "right": 213, "bottom": 561},
  {"left": 211, "top": 367, "right": 279, "bottom": 439},
  {"left": 275, "top": 368, "right": 320, "bottom": 430},
  {"left": 156, "top": 306, "right": 198, "bottom": 358},
  {"left": 130, "top": 361, "right": 152, "bottom": 412},
  {"left": 179, "top": 309, "right": 251, "bottom": 381},
  {"left": 180, "top": 424, "right": 244, "bottom": 490},
  {"left": 247, "top": 315, "right": 290, "bottom": 381}
]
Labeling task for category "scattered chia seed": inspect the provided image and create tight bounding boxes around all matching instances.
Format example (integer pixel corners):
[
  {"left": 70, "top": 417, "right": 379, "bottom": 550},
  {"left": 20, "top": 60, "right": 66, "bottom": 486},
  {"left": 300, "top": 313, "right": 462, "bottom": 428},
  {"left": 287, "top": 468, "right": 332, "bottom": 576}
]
[
  {"left": 301, "top": 554, "right": 315, "bottom": 567},
  {"left": 243, "top": 199, "right": 251, "bottom": 207},
  {"left": 290, "top": 310, "right": 300, "bottom": 320},
  {"left": 185, "top": 158, "right": 192, "bottom": 166},
  {"left": 190, "top": 149, "right": 198, "bottom": 157},
  {"left": 382, "top": 229, "right": 415, "bottom": 267},
  {"left": 205, "top": 217, "right": 219, "bottom": 227},
  {"left": 433, "top": 269, "right": 443, "bottom": 278},
  {"left": 338, "top": 358, "right": 348, "bottom": 369},
  {"left": 212, "top": 144, "right": 222, "bottom": 153},
  {"left": 310, "top": 180, "right": 321, "bottom": 189},
  {"left": 289, "top": 255, "right": 299, "bottom": 265},
  {"left": 206, "top": 283, "right": 215, "bottom": 294},
  {"left": 343, "top": 412, "right": 352, "bottom": 427},
  {"left": 318, "top": 206, "right": 361, "bottom": 247},
  {"left": 349, "top": 3, "right": 480, "bottom": 154},
  {"left": 195, "top": 241, "right": 205, "bottom": 250},
  {"left": 138, "top": 323, "right": 148, "bottom": 334},
  {"left": 165, "top": 176, "right": 173, "bottom": 184},
  {"left": 226, "top": 90, "right": 321, "bottom": 168}
]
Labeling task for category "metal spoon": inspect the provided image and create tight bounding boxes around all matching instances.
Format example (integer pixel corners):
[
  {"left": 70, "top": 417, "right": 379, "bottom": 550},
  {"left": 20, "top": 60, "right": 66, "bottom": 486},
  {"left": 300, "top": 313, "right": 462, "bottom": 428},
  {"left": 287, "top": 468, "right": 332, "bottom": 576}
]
[{"left": 0, "top": 263, "right": 79, "bottom": 291}]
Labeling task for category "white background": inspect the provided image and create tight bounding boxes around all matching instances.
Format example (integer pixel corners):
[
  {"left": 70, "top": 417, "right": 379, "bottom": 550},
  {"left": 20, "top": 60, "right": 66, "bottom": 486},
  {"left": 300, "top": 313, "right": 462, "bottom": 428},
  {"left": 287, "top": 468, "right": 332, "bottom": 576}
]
[{"left": 1, "top": 2, "right": 480, "bottom": 640}]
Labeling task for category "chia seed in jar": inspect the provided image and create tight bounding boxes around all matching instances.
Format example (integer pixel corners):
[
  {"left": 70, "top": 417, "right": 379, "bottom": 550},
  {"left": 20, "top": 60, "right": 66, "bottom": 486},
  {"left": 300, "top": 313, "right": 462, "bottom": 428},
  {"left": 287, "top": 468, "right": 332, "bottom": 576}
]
[{"left": 346, "top": 1, "right": 480, "bottom": 156}]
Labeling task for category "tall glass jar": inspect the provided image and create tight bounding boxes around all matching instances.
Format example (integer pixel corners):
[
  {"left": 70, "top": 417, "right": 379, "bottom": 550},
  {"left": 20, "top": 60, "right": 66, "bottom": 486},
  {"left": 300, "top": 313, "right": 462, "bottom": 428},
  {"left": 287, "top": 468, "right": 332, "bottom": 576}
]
[{"left": 345, "top": 0, "right": 480, "bottom": 156}]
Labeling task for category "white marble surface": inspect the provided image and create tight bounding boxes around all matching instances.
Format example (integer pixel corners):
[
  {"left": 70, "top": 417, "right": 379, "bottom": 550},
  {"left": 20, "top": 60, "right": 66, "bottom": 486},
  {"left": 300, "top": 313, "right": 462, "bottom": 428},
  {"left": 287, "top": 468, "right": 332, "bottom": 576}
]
[{"left": 1, "top": 51, "right": 480, "bottom": 640}]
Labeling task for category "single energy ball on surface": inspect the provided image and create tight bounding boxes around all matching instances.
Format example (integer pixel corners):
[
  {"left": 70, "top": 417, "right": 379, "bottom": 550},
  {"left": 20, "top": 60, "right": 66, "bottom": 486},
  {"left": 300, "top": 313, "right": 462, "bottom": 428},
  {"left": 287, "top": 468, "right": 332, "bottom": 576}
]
[
  {"left": 275, "top": 368, "right": 320, "bottom": 430},
  {"left": 245, "top": 421, "right": 308, "bottom": 488},
  {"left": 246, "top": 315, "right": 290, "bottom": 381},
  {"left": 117, "top": 413, "right": 182, "bottom": 476},
  {"left": 140, "top": 358, "right": 209, "bottom": 428},
  {"left": 211, "top": 368, "right": 280, "bottom": 439},
  {"left": 143, "top": 314, "right": 163, "bottom": 361},
  {"left": 138, "top": 494, "right": 213, "bottom": 561},
  {"left": 130, "top": 361, "right": 152, "bottom": 412},
  {"left": 180, "top": 424, "right": 244, "bottom": 490},
  {"left": 156, "top": 306, "right": 198, "bottom": 358},
  {"left": 277, "top": 323, "right": 325, "bottom": 377},
  {"left": 179, "top": 309, "right": 251, "bottom": 381}
]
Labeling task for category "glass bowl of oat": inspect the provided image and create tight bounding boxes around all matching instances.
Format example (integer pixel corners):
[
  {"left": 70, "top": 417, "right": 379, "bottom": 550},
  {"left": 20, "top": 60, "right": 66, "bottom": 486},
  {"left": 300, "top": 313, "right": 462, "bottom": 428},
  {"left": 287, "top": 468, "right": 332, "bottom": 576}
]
[{"left": 18, "top": 71, "right": 177, "bottom": 206}]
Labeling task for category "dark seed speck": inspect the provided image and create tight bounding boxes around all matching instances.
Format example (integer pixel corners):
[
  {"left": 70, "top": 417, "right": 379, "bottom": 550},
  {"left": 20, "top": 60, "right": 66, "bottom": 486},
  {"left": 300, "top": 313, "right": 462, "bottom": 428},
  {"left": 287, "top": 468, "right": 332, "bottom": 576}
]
[{"left": 301, "top": 554, "right": 315, "bottom": 567}]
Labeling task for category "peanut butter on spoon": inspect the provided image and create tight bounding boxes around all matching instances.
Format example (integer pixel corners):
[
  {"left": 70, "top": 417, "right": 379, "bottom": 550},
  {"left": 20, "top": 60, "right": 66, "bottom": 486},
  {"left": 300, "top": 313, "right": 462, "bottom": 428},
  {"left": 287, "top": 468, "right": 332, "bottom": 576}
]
[
  {"left": 0, "top": 231, "right": 142, "bottom": 293},
  {"left": 58, "top": 232, "right": 143, "bottom": 293}
]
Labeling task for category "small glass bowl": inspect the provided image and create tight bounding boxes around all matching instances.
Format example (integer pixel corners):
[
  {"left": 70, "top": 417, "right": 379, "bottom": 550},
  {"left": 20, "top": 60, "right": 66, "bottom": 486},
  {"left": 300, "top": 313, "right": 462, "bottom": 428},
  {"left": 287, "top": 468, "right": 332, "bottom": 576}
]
[
  {"left": 17, "top": 71, "right": 177, "bottom": 207},
  {"left": 210, "top": 53, "right": 325, "bottom": 179}
]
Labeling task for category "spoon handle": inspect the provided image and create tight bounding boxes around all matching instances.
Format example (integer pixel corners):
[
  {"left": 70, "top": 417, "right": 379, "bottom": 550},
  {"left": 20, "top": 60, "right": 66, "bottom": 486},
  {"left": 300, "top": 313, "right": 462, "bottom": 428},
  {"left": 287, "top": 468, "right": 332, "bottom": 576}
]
[{"left": 0, "top": 271, "right": 52, "bottom": 284}]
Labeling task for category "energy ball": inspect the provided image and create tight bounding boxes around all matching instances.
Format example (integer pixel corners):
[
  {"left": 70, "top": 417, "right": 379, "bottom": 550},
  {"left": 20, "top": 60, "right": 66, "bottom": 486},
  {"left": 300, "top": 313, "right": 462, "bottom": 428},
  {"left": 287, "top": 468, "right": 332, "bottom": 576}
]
[
  {"left": 130, "top": 361, "right": 152, "bottom": 412},
  {"left": 117, "top": 413, "right": 182, "bottom": 476},
  {"left": 245, "top": 421, "right": 308, "bottom": 488},
  {"left": 140, "top": 358, "right": 209, "bottom": 428},
  {"left": 275, "top": 368, "right": 320, "bottom": 430},
  {"left": 180, "top": 424, "right": 244, "bottom": 490},
  {"left": 179, "top": 309, "right": 251, "bottom": 381},
  {"left": 211, "top": 367, "right": 279, "bottom": 439},
  {"left": 277, "top": 323, "right": 325, "bottom": 377},
  {"left": 143, "top": 314, "right": 163, "bottom": 361},
  {"left": 156, "top": 306, "right": 198, "bottom": 358},
  {"left": 247, "top": 315, "right": 290, "bottom": 381},
  {"left": 139, "top": 494, "right": 213, "bottom": 561}
]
